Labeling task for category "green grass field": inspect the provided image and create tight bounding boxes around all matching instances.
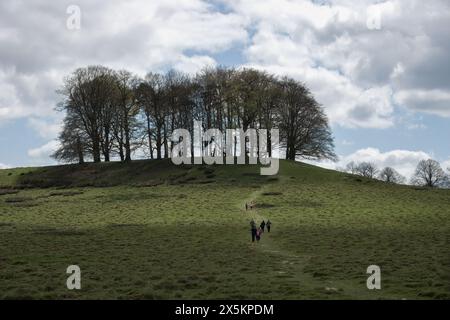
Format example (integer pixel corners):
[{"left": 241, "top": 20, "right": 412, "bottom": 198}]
[{"left": 0, "top": 160, "right": 449, "bottom": 299}]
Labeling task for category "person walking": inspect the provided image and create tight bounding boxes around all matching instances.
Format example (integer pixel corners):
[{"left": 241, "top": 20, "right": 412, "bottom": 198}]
[
  {"left": 266, "top": 220, "right": 272, "bottom": 233},
  {"left": 260, "top": 220, "right": 266, "bottom": 232},
  {"left": 256, "top": 227, "right": 262, "bottom": 242},
  {"left": 250, "top": 219, "right": 257, "bottom": 242}
]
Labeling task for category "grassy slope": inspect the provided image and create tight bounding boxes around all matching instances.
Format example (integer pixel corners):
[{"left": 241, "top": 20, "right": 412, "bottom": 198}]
[{"left": 0, "top": 160, "right": 449, "bottom": 299}]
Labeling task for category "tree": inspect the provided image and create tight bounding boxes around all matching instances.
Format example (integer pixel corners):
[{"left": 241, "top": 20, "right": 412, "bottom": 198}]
[
  {"left": 378, "top": 167, "right": 405, "bottom": 184},
  {"left": 346, "top": 161, "right": 358, "bottom": 174},
  {"left": 52, "top": 113, "right": 89, "bottom": 164},
  {"left": 355, "top": 162, "right": 378, "bottom": 178},
  {"left": 411, "top": 159, "right": 448, "bottom": 187},
  {"left": 278, "top": 77, "right": 336, "bottom": 161},
  {"left": 136, "top": 73, "right": 167, "bottom": 159},
  {"left": 114, "top": 70, "right": 140, "bottom": 162},
  {"left": 58, "top": 65, "right": 116, "bottom": 162}
]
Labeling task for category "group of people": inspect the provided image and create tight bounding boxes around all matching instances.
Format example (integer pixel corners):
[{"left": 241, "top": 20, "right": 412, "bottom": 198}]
[
  {"left": 245, "top": 202, "right": 256, "bottom": 210},
  {"left": 250, "top": 219, "right": 272, "bottom": 243}
]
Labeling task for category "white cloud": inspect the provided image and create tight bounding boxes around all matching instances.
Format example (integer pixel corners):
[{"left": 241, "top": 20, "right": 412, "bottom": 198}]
[
  {"left": 229, "top": 0, "right": 450, "bottom": 127},
  {"left": 27, "top": 140, "right": 60, "bottom": 164},
  {"left": 27, "top": 117, "right": 63, "bottom": 139},
  {"left": 0, "top": 163, "right": 11, "bottom": 169},
  {"left": 0, "top": 0, "right": 249, "bottom": 123},
  {"left": 173, "top": 55, "right": 217, "bottom": 74},
  {"left": 442, "top": 158, "right": 450, "bottom": 173},
  {"left": 309, "top": 147, "right": 433, "bottom": 180},
  {"left": 2, "top": 0, "right": 450, "bottom": 130},
  {"left": 0, "top": 68, "right": 68, "bottom": 121},
  {"left": 394, "top": 89, "right": 450, "bottom": 118}
]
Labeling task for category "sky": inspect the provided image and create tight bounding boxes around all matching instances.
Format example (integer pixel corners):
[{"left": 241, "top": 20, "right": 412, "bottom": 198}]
[{"left": 0, "top": 0, "right": 449, "bottom": 180}]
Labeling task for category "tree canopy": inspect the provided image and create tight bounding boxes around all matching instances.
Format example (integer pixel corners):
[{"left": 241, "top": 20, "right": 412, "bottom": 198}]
[{"left": 54, "top": 65, "right": 336, "bottom": 164}]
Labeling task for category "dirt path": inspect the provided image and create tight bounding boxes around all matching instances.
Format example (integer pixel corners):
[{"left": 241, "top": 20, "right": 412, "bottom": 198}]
[
  {"left": 236, "top": 177, "right": 383, "bottom": 299},
  {"left": 239, "top": 180, "right": 306, "bottom": 260},
  {"left": 234, "top": 178, "right": 327, "bottom": 293}
]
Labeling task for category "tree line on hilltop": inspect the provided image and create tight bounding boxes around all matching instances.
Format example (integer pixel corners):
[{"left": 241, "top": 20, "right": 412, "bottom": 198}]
[
  {"left": 345, "top": 159, "right": 449, "bottom": 188},
  {"left": 53, "top": 65, "right": 336, "bottom": 164}
]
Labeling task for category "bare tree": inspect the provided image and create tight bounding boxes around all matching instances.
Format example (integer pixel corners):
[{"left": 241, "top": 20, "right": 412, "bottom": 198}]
[
  {"left": 411, "top": 159, "right": 448, "bottom": 187},
  {"left": 346, "top": 161, "right": 358, "bottom": 174},
  {"left": 378, "top": 167, "right": 405, "bottom": 184},
  {"left": 355, "top": 162, "right": 378, "bottom": 178}
]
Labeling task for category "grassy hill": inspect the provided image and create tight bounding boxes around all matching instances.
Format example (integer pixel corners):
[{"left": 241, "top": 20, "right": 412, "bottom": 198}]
[{"left": 0, "top": 160, "right": 449, "bottom": 299}]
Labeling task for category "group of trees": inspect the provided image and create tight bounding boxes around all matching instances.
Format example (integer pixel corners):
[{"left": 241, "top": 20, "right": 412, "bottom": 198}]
[
  {"left": 53, "top": 65, "right": 336, "bottom": 164},
  {"left": 346, "top": 159, "right": 449, "bottom": 188}
]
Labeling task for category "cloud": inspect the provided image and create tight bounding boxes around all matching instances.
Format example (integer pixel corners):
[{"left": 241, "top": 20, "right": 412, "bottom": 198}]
[
  {"left": 27, "top": 140, "right": 60, "bottom": 164},
  {"left": 27, "top": 117, "right": 63, "bottom": 139},
  {"left": 2, "top": 0, "right": 450, "bottom": 130},
  {"left": 228, "top": 0, "right": 450, "bottom": 127},
  {"left": 172, "top": 55, "right": 217, "bottom": 74},
  {"left": 442, "top": 158, "right": 450, "bottom": 173},
  {"left": 0, "top": 163, "right": 11, "bottom": 169},
  {"left": 309, "top": 147, "right": 433, "bottom": 180},
  {"left": 0, "top": 0, "right": 248, "bottom": 123},
  {"left": 394, "top": 89, "right": 450, "bottom": 118}
]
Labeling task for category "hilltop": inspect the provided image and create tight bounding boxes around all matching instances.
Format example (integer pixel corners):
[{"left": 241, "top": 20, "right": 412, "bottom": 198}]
[
  {"left": 0, "top": 160, "right": 449, "bottom": 299},
  {"left": 0, "top": 159, "right": 352, "bottom": 189}
]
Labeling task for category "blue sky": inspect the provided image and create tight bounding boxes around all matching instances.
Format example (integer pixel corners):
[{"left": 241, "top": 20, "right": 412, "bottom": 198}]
[{"left": 0, "top": 0, "right": 449, "bottom": 179}]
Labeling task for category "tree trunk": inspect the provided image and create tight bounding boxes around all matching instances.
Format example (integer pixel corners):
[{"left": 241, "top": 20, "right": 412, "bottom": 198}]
[
  {"left": 103, "top": 131, "right": 110, "bottom": 162},
  {"left": 146, "top": 114, "right": 153, "bottom": 160},
  {"left": 92, "top": 135, "right": 101, "bottom": 163},
  {"left": 76, "top": 137, "right": 84, "bottom": 164},
  {"left": 124, "top": 116, "right": 131, "bottom": 162},
  {"left": 156, "top": 126, "right": 162, "bottom": 160},
  {"left": 163, "top": 122, "right": 169, "bottom": 159}
]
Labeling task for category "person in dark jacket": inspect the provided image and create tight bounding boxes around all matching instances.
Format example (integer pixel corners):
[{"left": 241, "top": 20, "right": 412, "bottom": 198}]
[
  {"left": 250, "top": 219, "right": 257, "bottom": 242},
  {"left": 260, "top": 220, "right": 266, "bottom": 232},
  {"left": 266, "top": 220, "right": 272, "bottom": 232}
]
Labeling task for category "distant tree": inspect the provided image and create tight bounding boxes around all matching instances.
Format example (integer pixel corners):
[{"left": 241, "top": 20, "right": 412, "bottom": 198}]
[
  {"left": 346, "top": 161, "right": 358, "bottom": 174},
  {"left": 378, "top": 167, "right": 405, "bottom": 184},
  {"left": 411, "top": 159, "right": 448, "bottom": 187},
  {"left": 355, "top": 162, "right": 378, "bottom": 178}
]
